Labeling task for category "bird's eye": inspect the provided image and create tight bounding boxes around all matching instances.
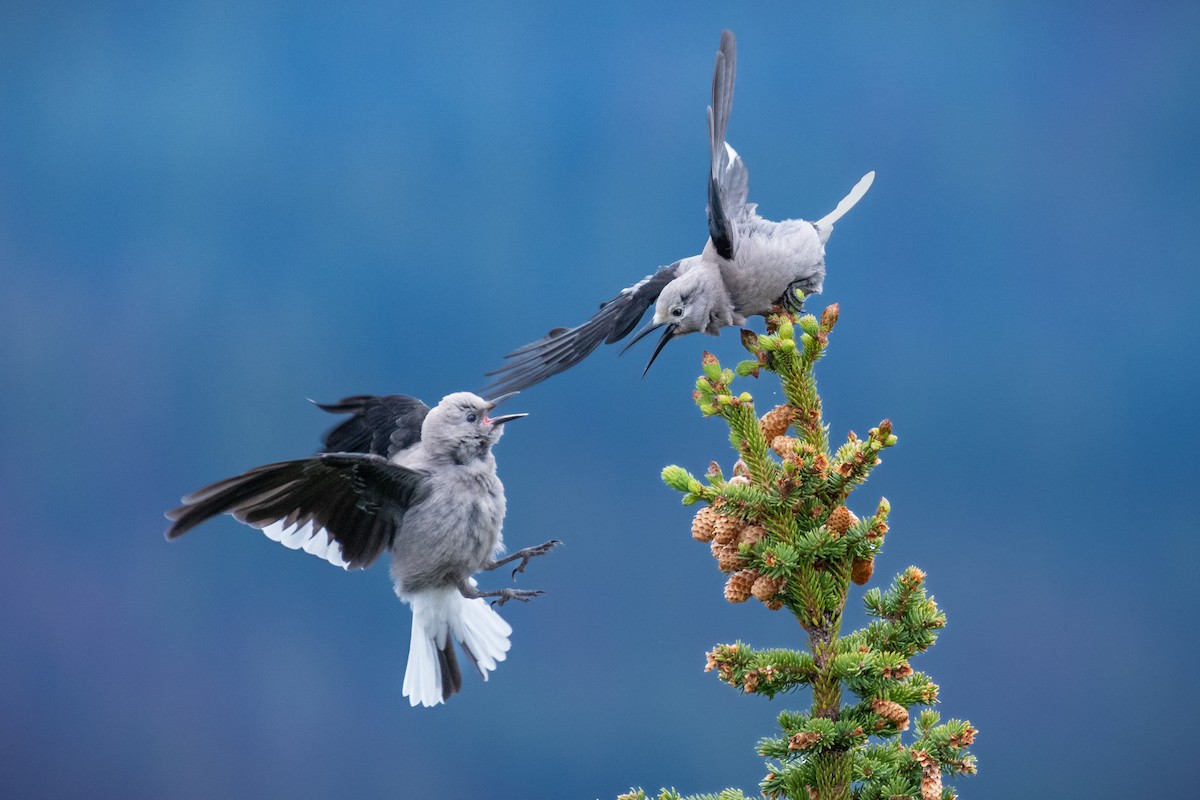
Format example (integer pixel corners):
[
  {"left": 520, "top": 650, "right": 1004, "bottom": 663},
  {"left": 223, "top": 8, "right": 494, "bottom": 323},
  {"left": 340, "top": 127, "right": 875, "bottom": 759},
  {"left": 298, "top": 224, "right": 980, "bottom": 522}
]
[
  {"left": 672, "top": 308, "right": 683, "bottom": 317},
  {"left": 466, "top": 413, "right": 478, "bottom": 423}
]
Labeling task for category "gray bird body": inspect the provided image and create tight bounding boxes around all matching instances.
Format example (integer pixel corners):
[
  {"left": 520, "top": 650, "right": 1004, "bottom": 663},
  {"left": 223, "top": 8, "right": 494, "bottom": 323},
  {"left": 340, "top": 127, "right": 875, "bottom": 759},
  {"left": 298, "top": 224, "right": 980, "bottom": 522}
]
[
  {"left": 667, "top": 218, "right": 828, "bottom": 333},
  {"left": 165, "top": 391, "right": 556, "bottom": 707},
  {"left": 387, "top": 409, "right": 507, "bottom": 595},
  {"left": 486, "top": 30, "right": 874, "bottom": 394}
]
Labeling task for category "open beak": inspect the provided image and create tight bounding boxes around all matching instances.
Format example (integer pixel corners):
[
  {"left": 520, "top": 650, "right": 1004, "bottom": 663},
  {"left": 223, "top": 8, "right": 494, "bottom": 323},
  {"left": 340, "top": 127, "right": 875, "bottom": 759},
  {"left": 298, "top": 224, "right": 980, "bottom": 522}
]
[
  {"left": 620, "top": 320, "right": 665, "bottom": 355},
  {"left": 486, "top": 412, "right": 528, "bottom": 426},
  {"left": 485, "top": 391, "right": 519, "bottom": 410},
  {"left": 484, "top": 392, "right": 526, "bottom": 426},
  {"left": 621, "top": 320, "right": 678, "bottom": 377},
  {"left": 640, "top": 324, "right": 677, "bottom": 377}
]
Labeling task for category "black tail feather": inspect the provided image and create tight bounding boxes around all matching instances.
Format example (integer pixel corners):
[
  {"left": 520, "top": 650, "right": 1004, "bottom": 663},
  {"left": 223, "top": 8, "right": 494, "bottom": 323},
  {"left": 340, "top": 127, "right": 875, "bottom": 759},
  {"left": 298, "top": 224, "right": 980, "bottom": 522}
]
[{"left": 436, "top": 641, "right": 463, "bottom": 701}]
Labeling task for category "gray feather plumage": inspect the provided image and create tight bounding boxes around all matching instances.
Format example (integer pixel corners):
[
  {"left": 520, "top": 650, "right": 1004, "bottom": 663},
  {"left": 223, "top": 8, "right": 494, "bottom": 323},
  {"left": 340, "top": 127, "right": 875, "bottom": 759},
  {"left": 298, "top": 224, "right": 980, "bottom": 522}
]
[
  {"left": 165, "top": 392, "right": 506, "bottom": 578},
  {"left": 486, "top": 29, "right": 874, "bottom": 394},
  {"left": 166, "top": 391, "right": 542, "bottom": 707}
]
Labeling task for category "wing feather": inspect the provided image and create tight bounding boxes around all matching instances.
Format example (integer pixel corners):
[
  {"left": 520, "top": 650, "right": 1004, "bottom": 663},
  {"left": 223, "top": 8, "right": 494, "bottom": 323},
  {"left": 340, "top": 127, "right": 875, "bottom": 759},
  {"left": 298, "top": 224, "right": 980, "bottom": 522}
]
[
  {"left": 313, "top": 395, "right": 430, "bottom": 458},
  {"left": 484, "top": 263, "right": 680, "bottom": 394},
  {"left": 706, "top": 30, "right": 755, "bottom": 260},
  {"left": 165, "top": 454, "right": 429, "bottom": 570}
]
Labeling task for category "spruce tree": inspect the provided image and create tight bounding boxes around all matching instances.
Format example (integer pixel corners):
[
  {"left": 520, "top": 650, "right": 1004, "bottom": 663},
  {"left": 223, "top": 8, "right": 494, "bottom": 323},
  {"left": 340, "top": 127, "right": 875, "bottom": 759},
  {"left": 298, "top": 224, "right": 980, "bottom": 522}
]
[{"left": 625, "top": 304, "right": 977, "bottom": 800}]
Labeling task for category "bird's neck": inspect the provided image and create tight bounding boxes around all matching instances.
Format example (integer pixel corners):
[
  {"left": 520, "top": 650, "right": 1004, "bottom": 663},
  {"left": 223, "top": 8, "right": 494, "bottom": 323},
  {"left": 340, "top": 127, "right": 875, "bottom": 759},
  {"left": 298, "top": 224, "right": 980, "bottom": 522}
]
[{"left": 447, "top": 442, "right": 495, "bottom": 468}]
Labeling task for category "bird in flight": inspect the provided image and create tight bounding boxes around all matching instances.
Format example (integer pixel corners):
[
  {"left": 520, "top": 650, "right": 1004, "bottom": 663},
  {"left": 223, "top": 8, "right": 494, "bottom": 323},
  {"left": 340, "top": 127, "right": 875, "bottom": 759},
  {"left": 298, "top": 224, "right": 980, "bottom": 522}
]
[
  {"left": 165, "top": 391, "right": 559, "bottom": 707},
  {"left": 486, "top": 29, "right": 874, "bottom": 394}
]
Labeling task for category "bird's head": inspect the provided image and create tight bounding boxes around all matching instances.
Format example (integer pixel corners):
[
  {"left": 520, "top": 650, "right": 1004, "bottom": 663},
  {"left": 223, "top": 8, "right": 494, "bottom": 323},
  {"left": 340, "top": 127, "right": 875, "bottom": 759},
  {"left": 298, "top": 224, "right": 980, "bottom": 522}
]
[
  {"left": 652, "top": 276, "right": 716, "bottom": 337},
  {"left": 423, "top": 391, "right": 526, "bottom": 463},
  {"left": 622, "top": 270, "right": 730, "bottom": 376}
]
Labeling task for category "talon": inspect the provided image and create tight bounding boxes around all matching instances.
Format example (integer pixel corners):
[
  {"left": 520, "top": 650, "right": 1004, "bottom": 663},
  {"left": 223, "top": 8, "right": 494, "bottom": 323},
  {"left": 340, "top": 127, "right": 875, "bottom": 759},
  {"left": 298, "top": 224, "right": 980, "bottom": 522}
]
[
  {"left": 490, "top": 588, "right": 546, "bottom": 607},
  {"left": 492, "top": 538, "right": 562, "bottom": 580}
]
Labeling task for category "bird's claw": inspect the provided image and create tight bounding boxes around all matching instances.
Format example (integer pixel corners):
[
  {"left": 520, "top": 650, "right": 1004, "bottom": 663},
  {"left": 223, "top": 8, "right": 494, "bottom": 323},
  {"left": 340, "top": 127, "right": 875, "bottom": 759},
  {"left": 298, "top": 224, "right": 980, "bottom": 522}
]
[
  {"left": 509, "top": 539, "right": 562, "bottom": 579},
  {"left": 779, "top": 288, "right": 807, "bottom": 315},
  {"left": 482, "top": 538, "right": 562, "bottom": 579},
  {"left": 489, "top": 588, "right": 545, "bottom": 607}
]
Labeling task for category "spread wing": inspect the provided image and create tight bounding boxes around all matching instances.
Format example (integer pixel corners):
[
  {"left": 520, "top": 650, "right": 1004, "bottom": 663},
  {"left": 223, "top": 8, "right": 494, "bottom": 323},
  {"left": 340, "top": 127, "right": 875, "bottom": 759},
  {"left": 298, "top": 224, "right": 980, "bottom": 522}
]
[
  {"left": 165, "top": 453, "right": 429, "bottom": 570},
  {"left": 484, "top": 263, "right": 680, "bottom": 394},
  {"left": 313, "top": 394, "right": 430, "bottom": 458},
  {"left": 706, "top": 29, "right": 756, "bottom": 261}
]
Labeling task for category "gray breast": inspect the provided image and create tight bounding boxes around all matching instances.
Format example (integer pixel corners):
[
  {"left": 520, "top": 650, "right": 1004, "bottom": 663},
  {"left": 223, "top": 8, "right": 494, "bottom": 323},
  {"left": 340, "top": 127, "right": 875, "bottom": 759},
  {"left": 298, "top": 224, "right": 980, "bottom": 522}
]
[{"left": 389, "top": 467, "right": 505, "bottom": 593}]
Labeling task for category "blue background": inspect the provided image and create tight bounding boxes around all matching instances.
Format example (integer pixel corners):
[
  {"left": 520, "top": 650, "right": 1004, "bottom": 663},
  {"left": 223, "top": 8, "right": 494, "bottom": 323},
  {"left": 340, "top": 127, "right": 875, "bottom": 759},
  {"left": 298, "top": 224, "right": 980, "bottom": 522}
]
[{"left": 3, "top": 2, "right": 1198, "bottom": 798}]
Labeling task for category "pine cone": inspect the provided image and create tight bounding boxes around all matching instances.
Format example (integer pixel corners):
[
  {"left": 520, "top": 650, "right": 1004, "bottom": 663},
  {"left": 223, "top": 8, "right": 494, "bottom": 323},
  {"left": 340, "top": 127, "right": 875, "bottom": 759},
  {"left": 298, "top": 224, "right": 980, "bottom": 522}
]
[
  {"left": 949, "top": 725, "right": 978, "bottom": 747},
  {"left": 739, "top": 524, "right": 767, "bottom": 547},
  {"left": 871, "top": 698, "right": 910, "bottom": 729},
  {"left": 759, "top": 404, "right": 796, "bottom": 441},
  {"left": 770, "top": 435, "right": 797, "bottom": 458},
  {"left": 765, "top": 597, "right": 785, "bottom": 611},
  {"left": 787, "top": 730, "right": 822, "bottom": 751},
  {"left": 751, "top": 574, "right": 782, "bottom": 602},
  {"left": 691, "top": 506, "right": 719, "bottom": 542},
  {"left": 712, "top": 514, "right": 743, "bottom": 545},
  {"left": 852, "top": 556, "right": 875, "bottom": 585},
  {"left": 724, "top": 569, "right": 758, "bottom": 603},
  {"left": 826, "top": 505, "right": 856, "bottom": 537},
  {"left": 914, "top": 750, "right": 942, "bottom": 800},
  {"left": 716, "top": 542, "right": 746, "bottom": 572},
  {"left": 881, "top": 663, "right": 914, "bottom": 680}
]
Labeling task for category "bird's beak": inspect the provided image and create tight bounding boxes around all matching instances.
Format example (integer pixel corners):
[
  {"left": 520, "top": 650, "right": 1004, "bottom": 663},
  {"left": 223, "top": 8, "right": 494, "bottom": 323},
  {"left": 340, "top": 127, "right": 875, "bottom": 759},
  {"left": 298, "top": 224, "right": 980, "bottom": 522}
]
[
  {"left": 621, "top": 320, "right": 665, "bottom": 355},
  {"left": 621, "top": 320, "right": 678, "bottom": 376},
  {"left": 483, "top": 391, "right": 525, "bottom": 426},
  {"left": 640, "top": 323, "right": 677, "bottom": 377},
  {"left": 486, "top": 412, "right": 528, "bottom": 426},
  {"left": 485, "top": 391, "right": 519, "bottom": 410}
]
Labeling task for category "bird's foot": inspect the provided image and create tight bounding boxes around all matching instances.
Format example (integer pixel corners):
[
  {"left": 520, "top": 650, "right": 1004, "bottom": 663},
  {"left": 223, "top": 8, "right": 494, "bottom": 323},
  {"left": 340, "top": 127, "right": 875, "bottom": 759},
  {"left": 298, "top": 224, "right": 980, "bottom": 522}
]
[
  {"left": 458, "top": 578, "right": 545, "bottom": 607},
  {"left": 483, "top": 539, "right": 562, "bottom": 579},
  {"left": 779, "top": 289, "right": 807, "bottom": 315},
  {"left": 485, "top": 587, "right": 545, "bottom": 607}
]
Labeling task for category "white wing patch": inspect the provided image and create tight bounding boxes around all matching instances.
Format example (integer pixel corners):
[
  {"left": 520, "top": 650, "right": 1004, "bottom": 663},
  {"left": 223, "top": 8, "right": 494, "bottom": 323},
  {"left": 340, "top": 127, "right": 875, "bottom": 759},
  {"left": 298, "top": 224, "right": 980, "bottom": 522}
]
[
  {"left": 623, "top": 275, "right": 650, "bottom": 296},
  {"left": 258, "top": 519, "right": 351, "bottom": 569}
]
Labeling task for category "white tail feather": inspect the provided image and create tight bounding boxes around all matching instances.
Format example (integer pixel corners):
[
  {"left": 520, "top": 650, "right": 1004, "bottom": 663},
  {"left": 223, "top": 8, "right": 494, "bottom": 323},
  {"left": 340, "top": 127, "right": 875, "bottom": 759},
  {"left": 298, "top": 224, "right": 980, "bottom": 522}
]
[
  {"left": 815, "top": 171, "right": 875, "bottom": 245},
  {"left": 401, "top": 585, "right": 513, "bottom": 708}
]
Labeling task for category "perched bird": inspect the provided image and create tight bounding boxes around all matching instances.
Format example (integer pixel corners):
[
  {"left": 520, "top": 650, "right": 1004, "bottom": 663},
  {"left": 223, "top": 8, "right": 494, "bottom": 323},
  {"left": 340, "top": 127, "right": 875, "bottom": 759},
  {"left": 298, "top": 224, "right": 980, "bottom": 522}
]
[
  {"left": 165, "top": 391, "right": 559, "bottom": 707},
  {"left": 486, "top": 30, "right": 875, "bottom": 394}
]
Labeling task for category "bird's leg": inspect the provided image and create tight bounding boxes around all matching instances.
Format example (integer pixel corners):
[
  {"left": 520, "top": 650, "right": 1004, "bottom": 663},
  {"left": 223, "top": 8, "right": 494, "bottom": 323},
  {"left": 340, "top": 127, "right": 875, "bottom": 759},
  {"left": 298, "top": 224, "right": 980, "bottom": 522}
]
[
  {"left": 482, "top": 539, "right": 561, "bottom": 579},
  {"left": 457, "top": 578, "right": 544, "bottom": 607}
]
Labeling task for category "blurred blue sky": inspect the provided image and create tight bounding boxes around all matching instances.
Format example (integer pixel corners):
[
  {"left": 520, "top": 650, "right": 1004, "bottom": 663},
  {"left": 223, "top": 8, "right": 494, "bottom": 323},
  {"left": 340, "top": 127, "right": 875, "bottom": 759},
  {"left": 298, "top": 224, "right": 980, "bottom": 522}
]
[{"left": 2, "top": 2, "right": 1198, "bottom": 798}]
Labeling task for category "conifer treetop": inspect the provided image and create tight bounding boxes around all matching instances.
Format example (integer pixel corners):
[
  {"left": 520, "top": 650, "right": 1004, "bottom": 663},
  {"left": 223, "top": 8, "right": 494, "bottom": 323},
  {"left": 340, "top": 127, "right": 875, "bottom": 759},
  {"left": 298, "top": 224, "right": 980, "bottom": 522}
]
[{"left": 643, "top": 303, "right": 977, "bottom": 800}]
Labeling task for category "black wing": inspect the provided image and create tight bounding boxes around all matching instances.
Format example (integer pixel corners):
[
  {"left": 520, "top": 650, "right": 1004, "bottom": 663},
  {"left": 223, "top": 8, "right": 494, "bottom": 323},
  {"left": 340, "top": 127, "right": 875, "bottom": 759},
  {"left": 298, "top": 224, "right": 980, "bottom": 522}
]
[
  {"left": 485, "top": 262, "right": 680, "bottom": 394},
  {"left": 165, "top": 453, "right": 429, "bottom": 570},
  {"left": 313, "top": 394, "right": 430, "bottom": 458},
  {"left": 706, "top": 30, "right": 754, "bottom": 261}
]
